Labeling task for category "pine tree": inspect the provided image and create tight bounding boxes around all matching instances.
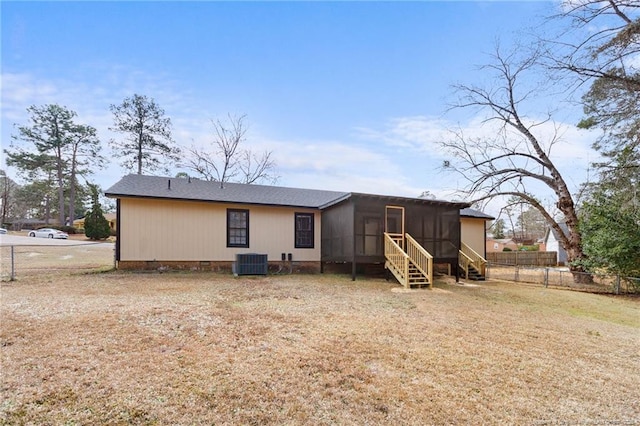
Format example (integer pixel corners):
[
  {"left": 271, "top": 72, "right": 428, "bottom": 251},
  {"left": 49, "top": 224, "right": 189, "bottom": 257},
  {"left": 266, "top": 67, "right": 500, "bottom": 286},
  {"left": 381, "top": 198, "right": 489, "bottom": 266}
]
[
  {"left": 109, "top": 94, "right": 179, "bottom": 175},
  {"left": 84, "top": 185, "right": 110, "bottom": 240}
]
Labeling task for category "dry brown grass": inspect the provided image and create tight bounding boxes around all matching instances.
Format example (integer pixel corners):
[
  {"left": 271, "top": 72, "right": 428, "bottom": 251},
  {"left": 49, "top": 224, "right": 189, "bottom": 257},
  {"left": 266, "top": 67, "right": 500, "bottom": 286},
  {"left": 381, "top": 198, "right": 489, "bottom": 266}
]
[
  {"left": 1, "top": 272, "right": 639, "bottom": 425},
  {"left": 0, "top": 244, "right": 115, "bottom": 279}
]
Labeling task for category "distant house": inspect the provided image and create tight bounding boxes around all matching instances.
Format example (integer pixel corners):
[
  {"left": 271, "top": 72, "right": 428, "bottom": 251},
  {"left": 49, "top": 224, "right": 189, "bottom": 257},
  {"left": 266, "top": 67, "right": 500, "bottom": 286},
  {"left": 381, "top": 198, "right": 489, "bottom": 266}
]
[
  {"left": 105, "top": 174, "right": 475, "bottom": 286},
  {"left": 74, "top": 213, "right": 117, "bottom": 231},
  {"left": 536, "top": 238, "right": 546, "bottom": 252},
  {"left": 486, "top": 237, "right": 519, "bottom": 253},
  {"left": 12, "top": 218, "right": 48, "bottom": 231},
  {"left": 460, "top": 208, "right": 494, "bottom": 259},
  {"left": 544, "top": 223, "right": 569, "bottom": 265}
]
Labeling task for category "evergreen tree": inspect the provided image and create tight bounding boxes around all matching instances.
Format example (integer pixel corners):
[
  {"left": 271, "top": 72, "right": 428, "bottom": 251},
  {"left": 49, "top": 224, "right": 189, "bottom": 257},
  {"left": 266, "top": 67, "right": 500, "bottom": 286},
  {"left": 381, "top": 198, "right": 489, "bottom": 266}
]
[
  {"left": 492, "top": 219, "right": 506, "bottom": 239},
  {"left": 109, "top": 94, "right": 179, "bottom": 175},
  {"left": 578, "top": 147, "right": 640, "bottom": 277},
  {"left": 84, "top": 185, "right": 110, "bottom": 240},
  {"left": 6, "top": 104, "right": 102, "bottom": 224}
]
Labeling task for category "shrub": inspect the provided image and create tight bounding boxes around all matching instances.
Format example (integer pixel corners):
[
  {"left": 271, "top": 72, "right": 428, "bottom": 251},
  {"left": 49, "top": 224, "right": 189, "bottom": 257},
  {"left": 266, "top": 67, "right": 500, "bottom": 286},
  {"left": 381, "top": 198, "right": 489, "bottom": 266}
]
[
  {"left": 84, "top": 185, "right": 111, "bottom": 240},
  {"left": 503, "top": 247, "right": 512, "bottom": 252},
  {"left": 60, "top": 226, "right": 77, "bottom": 234}
]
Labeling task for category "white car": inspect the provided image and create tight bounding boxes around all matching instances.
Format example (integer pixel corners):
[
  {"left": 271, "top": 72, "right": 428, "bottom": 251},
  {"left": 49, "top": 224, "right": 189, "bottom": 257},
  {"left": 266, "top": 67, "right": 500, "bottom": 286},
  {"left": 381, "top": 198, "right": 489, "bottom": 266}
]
[
  {"left": 28, "top": 228, "right": 69, "bottom": 239},
  {"left": 0, "top": 228, "right": 7, "bottom": 234}
]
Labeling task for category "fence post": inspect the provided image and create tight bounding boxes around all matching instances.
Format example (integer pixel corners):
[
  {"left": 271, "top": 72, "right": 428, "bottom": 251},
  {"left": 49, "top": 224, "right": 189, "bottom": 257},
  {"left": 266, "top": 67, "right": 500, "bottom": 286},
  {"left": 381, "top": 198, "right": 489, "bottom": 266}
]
[
  {"left": 514, "top": 265, "right": 519, "bottom": 282},
  {"left": 10, "top": 245, "right": 16, "bottom": 281},
  {"left": 544, "top": 268, "right": 549, "bottom": 288},
  {"left": 615, "top": 275, "right": 620, "bottom": 295}
]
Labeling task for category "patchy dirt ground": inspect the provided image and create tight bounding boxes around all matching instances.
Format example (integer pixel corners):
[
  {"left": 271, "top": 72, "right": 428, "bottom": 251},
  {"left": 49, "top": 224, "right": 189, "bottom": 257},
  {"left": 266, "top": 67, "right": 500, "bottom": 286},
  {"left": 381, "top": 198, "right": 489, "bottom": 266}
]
[{"left": 1, "top": 272, "right": 639, "bottom": 425}]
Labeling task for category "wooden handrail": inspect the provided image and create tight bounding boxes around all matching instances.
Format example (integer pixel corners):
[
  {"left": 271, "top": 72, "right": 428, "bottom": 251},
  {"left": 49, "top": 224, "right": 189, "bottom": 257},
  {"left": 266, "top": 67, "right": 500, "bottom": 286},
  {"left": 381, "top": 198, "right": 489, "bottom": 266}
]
[
  {"left": 384, "top": 232, "right": 433, "bottom": 289},
  {"left": 384, "top": 232, "right": 409, "bottom": 287},
  {"left": 460, "top": 242, "right": 487, "bottom": 276},
  {"left": 406, "top": 234, "right": 433, "bottom": 288},
  {"left": 459, "top": 250, "right": 473, "bottom": 279},
  {"left": 386, "top": 232, "right": 404, "bottom": 250}
]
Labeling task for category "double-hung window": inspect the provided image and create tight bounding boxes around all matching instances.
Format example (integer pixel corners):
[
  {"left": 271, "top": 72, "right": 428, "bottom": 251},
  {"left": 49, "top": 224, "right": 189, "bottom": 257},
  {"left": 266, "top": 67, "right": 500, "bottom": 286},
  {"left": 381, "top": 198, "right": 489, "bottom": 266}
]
[
  {"left": 295, "top": 213, "right": 314, "bottom": 248},
  {"left": 227, "top": 209, "right": 249, "bottom": 248}
]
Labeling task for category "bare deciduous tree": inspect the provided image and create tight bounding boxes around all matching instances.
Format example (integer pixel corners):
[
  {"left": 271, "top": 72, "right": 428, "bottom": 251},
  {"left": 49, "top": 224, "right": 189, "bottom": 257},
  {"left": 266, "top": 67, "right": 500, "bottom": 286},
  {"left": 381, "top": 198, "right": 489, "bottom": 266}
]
[
  {"left": 443, "top": 47, "right": 591, "bottom": 282},
  {"left": 184, "top": 114, "right": 278, "bottom": 187},
  {"left": 546, "top": 1, "right": 640, "bottom": 159},
  {"left": 548, "top": 0, "right": 639, "bottom": 88}
]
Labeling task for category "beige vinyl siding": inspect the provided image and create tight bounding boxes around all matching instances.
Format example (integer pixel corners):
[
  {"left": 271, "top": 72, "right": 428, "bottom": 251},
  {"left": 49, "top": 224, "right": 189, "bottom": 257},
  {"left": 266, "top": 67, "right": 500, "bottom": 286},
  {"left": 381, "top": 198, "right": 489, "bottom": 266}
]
[
  {"left": 119, "top": 198, "right": 321, "bottom": 262},
  {"left": 461, "top": 217, "right": 486, "bottom": 258}
]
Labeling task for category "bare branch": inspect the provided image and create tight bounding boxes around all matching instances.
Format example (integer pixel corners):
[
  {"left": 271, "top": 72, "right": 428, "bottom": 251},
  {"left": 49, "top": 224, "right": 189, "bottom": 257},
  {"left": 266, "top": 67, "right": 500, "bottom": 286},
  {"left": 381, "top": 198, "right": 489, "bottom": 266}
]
[
  {"left": 183, "top": 114, "right": 278, "bottom": 187},
  {"left": 443, "top": 44, "right": 590, "bottom": 280}
]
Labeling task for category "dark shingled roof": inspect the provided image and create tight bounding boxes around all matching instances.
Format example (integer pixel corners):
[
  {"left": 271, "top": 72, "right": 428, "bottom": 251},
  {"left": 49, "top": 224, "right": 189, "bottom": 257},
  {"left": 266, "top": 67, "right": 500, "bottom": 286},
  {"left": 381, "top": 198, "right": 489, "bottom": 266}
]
[
  {"left": 105, "top": 174, "right": 350, "bottom": 209},
  {"left": 104, "top": 174, "right": 471, "bottom": 210},
  {"left": 460, "top": 208, "right": 494, "bottom": 220}
]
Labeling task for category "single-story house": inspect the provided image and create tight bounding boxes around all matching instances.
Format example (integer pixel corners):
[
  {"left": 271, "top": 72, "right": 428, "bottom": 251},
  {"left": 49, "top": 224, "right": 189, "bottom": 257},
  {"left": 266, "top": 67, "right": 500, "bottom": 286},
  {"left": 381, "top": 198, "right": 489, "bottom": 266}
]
[
  {"left": 74, "top": 213, "right": 117, "bottom": 231},
  {"left": 11, "top": 218, "right": 49, "bottom": 231},
  {"left": 105, "top": 174, "right": 480, "bottom": 286},
  {"left": 544, "top": 223, "right": 569, "bottom": 265}
]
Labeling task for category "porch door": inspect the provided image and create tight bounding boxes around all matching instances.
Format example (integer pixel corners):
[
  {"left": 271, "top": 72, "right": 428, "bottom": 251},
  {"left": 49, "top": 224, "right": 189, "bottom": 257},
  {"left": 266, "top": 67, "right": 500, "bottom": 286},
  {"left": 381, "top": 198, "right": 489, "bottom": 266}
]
[{"left": 385, "top": 205, "right": 405, "bottom": 248}]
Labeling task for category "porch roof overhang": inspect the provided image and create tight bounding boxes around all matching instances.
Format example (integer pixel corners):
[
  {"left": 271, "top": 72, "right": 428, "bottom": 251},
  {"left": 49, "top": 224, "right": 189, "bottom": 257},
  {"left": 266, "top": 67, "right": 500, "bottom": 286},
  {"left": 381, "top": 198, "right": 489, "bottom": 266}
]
[{"left": 319, "top": 192, "right": 471, "bottom": 210}]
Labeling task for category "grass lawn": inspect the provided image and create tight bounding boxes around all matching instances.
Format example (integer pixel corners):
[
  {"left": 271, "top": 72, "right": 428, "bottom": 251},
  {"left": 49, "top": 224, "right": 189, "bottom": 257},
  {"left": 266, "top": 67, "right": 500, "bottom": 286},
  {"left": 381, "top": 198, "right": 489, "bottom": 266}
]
[{"left": 1, "top": 272, "right": 639, "bottom": 425}]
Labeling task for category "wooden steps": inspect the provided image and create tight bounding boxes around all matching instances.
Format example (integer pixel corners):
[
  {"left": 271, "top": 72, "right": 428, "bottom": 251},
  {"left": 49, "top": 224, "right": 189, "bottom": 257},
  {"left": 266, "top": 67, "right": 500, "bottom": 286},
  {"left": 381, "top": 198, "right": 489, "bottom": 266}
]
[
  {"left": 385, "top": 261, "right": 431, "bottom": 288},
  {"left": 459, "top": 243, "right": 487, "bottom": 281},
  {"left": 462, "top": 264, "right": 486, "bottom": 281},
  {"left": 384, "top": 232, "right": 433, "bottom": 289},
  {"left": 407, "top": 263, "right": 431, "bottom": 287}
]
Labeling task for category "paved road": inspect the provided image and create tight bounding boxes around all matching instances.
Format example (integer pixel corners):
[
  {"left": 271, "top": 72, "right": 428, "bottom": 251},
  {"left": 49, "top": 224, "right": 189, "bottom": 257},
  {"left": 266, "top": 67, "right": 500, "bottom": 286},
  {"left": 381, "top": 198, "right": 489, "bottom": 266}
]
[{"left": 0, "top": 233, "right": 114, "bottom": 247}]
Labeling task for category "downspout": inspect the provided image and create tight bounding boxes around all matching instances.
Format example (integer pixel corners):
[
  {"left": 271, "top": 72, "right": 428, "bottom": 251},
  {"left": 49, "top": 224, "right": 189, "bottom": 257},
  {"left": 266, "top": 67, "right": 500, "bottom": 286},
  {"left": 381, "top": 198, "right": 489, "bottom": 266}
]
[
  {"left": 115, "top": 199, "right": 121, "bottom": 268},
  {"left": 456, "top": 211, "right": 461, "bottom": 283},
  {"left": 483, "top": 219, "right": 488, "bottom": 259}
]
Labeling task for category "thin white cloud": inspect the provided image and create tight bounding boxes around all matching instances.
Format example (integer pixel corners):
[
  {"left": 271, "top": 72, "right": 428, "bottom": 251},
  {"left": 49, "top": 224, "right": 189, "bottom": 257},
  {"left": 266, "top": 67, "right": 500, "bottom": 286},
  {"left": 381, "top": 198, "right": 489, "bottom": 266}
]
[
  {"left": 2, "top": 69, "right": 438, "bottom": 199},
  {"left": 356, "top": 114, "right": 598, "bottom": 168},
  {"left": 252, "top": 137, "right": 412, "bottom": 193},
  {"left": 352, "top": 113, "right": 601, "bottom": 216},
  {"left": 354, "top": 115, "right": 450, "bottom": 155}
]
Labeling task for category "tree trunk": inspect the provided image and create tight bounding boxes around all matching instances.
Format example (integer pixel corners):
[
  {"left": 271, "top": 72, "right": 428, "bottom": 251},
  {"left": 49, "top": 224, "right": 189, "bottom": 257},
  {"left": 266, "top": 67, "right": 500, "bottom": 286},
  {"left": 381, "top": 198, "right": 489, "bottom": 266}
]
[
  {"left": 44, "top": 193, "right": 51, "bottom": 225},
  {"left": 57, "top": 175, "right": 65, "bottom": 225},
  {"left": 68, "top": 172, "right": 76, "bottom": 225},
  {"left": 137, "top": 127, "right": 143, "bottom": 175}
]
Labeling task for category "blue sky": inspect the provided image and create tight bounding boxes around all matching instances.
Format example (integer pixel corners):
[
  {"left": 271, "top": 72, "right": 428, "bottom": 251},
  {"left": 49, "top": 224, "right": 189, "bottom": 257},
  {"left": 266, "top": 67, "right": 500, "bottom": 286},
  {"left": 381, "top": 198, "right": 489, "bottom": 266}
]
[{"left": 1, "top": 1, "right": 597, "bottom": 215}]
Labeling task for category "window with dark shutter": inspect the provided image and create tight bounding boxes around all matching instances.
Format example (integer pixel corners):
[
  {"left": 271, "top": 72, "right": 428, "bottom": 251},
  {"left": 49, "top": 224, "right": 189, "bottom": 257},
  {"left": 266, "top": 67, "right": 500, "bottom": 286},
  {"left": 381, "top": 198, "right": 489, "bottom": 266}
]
[
  {"left": 295, "top": 213, "right": 314, "bottom": 248},
  {"left": 227, "top": 209, "right": 249, "bottom": 248}
]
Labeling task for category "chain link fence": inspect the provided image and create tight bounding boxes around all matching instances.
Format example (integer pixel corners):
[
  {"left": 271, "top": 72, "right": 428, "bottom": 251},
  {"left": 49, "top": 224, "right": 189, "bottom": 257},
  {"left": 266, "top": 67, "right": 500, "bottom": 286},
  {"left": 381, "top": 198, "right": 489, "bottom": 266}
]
[
  {"left": 2, "top": 243, "right": 638, "bottom": 296},
  {"left": 1, "top": 243, "right": 116, "bottom": 280},
  {"left": 486, "top": 263, "right": 640, "bottom": 295}
]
